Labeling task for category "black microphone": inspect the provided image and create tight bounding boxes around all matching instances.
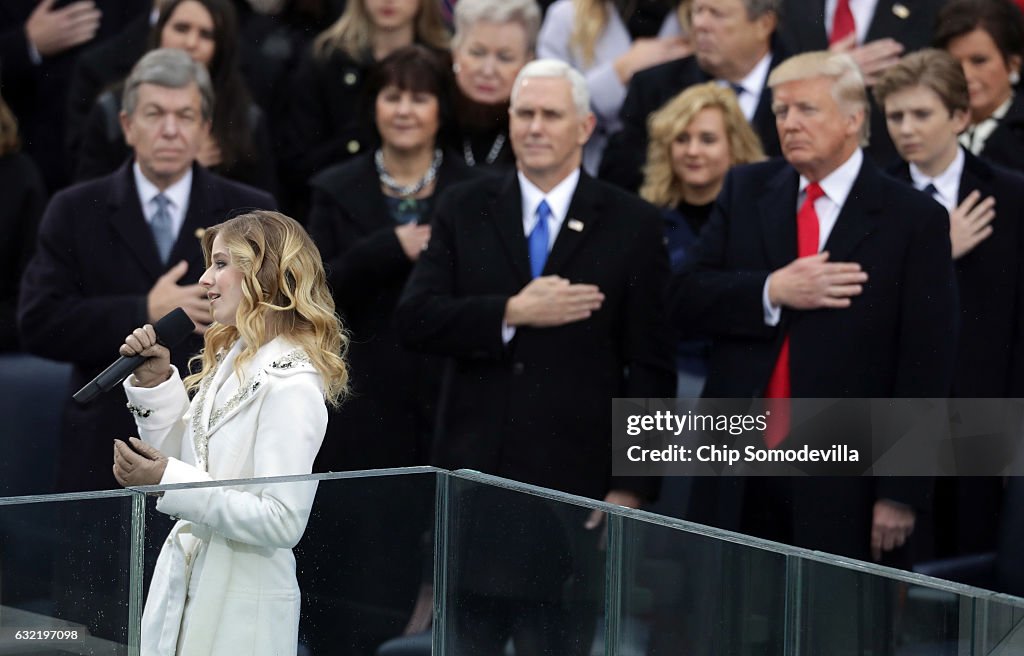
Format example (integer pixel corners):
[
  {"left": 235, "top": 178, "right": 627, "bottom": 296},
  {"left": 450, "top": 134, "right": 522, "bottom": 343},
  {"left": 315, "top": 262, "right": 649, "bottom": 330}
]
[{"left": 73, "top": 308, "right": 196, "bottom": 404}]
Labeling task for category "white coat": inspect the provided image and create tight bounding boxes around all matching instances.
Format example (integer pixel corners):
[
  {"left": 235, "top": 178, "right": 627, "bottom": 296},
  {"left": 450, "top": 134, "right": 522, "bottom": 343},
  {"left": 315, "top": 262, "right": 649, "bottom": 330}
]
[{"left": 123, "top": 336, "right": 327, "bottom": 656}]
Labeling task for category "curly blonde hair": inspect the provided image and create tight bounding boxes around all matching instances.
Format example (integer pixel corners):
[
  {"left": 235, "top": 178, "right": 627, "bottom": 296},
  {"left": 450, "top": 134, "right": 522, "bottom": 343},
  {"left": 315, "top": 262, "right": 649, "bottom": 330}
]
[
  {"left": 184, "top": 211, "right": 349, "bottom": 406},
  {"left": 313, "top": 0, "right": 450, "bottom": 61},
  {"left": 640, "top": 82, "right": 764, "bottom": 208}
]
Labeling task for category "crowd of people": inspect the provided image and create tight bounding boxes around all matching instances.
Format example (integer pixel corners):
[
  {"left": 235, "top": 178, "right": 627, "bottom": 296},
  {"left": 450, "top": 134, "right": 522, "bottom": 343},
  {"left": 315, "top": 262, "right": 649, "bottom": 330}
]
[{"left": 3, "top": 0, "right": 1024, "bottom": 651}]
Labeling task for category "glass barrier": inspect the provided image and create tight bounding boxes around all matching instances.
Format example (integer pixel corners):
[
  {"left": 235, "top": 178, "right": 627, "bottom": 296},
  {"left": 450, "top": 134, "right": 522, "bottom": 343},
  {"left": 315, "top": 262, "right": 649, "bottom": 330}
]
[
  {"left": 137, "top": 468, "right": 438, "bottom": 656},
  {"left": 445, "top": 470, "right": 1024, "bottom": 656},
  {"left": 438, "top": 474, "right": 608, "bottom": 655},
  {"left": 0, "top": 468, "right": 1022, "bottom": 656},
  {"left": 0, "top": 490, "right": 136, "bottom": 655}
]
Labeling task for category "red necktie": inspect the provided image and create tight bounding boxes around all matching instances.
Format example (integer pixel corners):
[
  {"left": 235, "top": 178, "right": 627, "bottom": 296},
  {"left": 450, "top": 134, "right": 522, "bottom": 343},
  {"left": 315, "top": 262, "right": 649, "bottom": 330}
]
[
  {"left": 830, "top": 0, "right": 856, "bottom": 45},
  {"left": 763, "top": 182, "right": 824, "bottom": 448}
]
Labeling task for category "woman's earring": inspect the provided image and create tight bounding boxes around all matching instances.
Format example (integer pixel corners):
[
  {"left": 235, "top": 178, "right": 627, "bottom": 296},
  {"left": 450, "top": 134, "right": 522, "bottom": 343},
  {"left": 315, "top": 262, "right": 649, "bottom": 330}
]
[
  {"left": 452, "top": 62, "right": 461, "bottom": 74},
  {"left": 1011, "top": 70, "right": 1021, "bottom": 85}
]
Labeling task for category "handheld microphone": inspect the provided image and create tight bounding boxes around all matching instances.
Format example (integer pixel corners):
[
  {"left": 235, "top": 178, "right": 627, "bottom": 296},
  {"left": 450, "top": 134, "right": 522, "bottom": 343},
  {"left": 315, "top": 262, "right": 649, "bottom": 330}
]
[{"left": 72, "top": 308, "right": 196, "bottom": 404}]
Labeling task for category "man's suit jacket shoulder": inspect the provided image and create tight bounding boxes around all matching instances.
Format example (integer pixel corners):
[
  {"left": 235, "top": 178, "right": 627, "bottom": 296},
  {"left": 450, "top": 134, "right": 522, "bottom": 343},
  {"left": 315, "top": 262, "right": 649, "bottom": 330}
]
[{"left": 48, "top": 163, "right": 275, "bottom": 217}]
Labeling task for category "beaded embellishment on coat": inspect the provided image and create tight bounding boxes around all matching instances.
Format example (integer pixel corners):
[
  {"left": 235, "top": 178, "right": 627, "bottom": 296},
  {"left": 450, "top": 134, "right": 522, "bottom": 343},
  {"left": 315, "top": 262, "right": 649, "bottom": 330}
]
[
  {"left": 269, "top": 350, "right": 311, "bottom": 371},
  {"left": 207, "top": 376, "right": 264, "bottom": 428},
  {"left": 189, "top": 349, "right": 308, "bottom": 470},
  {"left": 126, "top": 402, "right": 154, "bottom": 418}
]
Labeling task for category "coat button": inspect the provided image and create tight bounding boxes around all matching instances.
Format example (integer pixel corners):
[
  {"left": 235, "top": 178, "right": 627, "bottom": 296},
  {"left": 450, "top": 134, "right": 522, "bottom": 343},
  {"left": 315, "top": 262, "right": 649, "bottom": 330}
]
[
  {"left": 346, "top": 140, "right": 360, "bottom": 154},
  {"left": 512, "top": 362, "right": 525, "bottom": 375},
  {"left": 344, "top": 72, "right": 357, "bottom": 85}
]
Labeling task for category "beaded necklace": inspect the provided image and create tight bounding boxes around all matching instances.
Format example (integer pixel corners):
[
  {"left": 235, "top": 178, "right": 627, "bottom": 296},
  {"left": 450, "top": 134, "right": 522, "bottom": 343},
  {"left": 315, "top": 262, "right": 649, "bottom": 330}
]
[
  {"left": 463, "top": 133, "right": 506, "bottom": 167},
  {"left": 375, "top": 148, "right": 443, "bottom": 197}
]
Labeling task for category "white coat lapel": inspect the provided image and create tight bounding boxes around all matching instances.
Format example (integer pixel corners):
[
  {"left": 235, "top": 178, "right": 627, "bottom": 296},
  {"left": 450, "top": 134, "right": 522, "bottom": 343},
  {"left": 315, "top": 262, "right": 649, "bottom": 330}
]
[
  {"left": 189, "top": 345, "right": 238, "bottom": 471},
  {"left": 204, "top": 338, "right": 297, "bottom": 437}
]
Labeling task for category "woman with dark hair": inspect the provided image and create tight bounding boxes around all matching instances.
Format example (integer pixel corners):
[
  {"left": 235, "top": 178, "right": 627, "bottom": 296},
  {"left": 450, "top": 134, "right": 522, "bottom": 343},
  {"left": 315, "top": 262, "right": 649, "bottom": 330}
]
[
  {"left": 307, "top": 44, "right": 472, "bottom": 472},
  {"left": 935, "top": 0, "right": 1024, "bottom": 172},
  {"left": 280, "top": 0, "right": 450, "bottom": 206},
  {"left": 301, "top": 45, "right": 473, "bottom": 653},
  {"left": 76, "top": 0, "right": 278, "bottom": 194},
  {"left": 0, "top": 94, "right": 46, "bottom": 352}
]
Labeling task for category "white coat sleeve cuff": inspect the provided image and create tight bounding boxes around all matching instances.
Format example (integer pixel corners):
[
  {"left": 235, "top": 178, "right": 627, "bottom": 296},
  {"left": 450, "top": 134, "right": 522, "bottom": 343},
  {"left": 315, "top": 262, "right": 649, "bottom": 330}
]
[
  {"left": 123, "top": 365, "right": 190, "bottom": 430},
  {"left": 155, "top": 457, "right": 213, "bottom": 519}
]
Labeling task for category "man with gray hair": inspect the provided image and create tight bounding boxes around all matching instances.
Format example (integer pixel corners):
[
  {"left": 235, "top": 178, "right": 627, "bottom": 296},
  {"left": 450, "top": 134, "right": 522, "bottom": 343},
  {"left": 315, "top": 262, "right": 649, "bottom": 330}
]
[
  {"left": 674, "top": 50, "right": 957, "bottom": 566},
  {"left": 398, "top": 58, "right": 674, "bottom": 653},
  {"left": 19, "top": 47, "right": 275, "bottom": 493}
]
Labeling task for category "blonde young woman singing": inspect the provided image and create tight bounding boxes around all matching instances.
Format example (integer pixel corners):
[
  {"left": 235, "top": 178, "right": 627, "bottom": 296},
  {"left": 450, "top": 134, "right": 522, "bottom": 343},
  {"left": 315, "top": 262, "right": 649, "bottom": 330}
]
[{"left": 112, "top": 210, "right": 348, "bottom": 655}]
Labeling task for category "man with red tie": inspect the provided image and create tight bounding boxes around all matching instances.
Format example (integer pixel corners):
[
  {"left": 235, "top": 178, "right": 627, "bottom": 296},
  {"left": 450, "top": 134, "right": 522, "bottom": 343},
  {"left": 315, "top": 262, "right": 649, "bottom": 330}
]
[
  {"left": 673, "top": 50, "right": 957, "bottom": 566},
  {"left": 779, "top": 0, "right": 949, "bottom": 166}
]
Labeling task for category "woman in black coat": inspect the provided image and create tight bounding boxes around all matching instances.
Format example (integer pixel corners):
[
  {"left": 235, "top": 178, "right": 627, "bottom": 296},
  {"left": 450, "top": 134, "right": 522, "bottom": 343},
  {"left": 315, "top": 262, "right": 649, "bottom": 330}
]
[
  {"left": 280, "top": 0, "right": 450, "bottom": 209},
  {"left": 301, "top": 45, "right": 476, "bottom": 655},
  {"left": 307, "top": 44, "right": 474, "bottom": 472}
]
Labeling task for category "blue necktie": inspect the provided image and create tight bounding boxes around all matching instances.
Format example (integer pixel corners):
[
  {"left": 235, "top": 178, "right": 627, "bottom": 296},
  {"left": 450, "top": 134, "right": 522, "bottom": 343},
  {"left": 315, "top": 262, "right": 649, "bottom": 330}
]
[
  {"left": 923, "top": 183, "right": 939, "bottom": 200},
  {"left": 529, "top": 200, "right": 551, "bottom": 278},
  {"left": 151, "top": 194, "right": 175, "bottom": 264}
]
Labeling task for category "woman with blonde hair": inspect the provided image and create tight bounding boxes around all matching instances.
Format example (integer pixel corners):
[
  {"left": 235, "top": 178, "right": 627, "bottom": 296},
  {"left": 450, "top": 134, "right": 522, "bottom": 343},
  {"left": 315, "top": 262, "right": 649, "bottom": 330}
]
[
  {"left": 112, "top": 210, "right": 348, "bottom": 655},
  {"left": 641, "top": 81, "right": 763, "bottom": 396},
  {"left": 282, "top": 0, "right": 450, "bottom": 202},
  {"left": 538, "top": 0, "right": 691, "bottom": 172}
]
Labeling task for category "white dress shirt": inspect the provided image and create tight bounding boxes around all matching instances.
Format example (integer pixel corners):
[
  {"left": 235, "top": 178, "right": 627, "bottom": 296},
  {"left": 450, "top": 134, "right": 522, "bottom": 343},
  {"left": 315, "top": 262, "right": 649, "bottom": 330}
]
[
  {"left": 501, "top": 168, "right": 582, "bottom": 342},
  {"left": 909, "top": 147, "right": 965, "bottom": 215},
  {"left": 134, "top": 163, "right": 192, "bottom": 243},
  {"left": 763, "top": 148, "right": 865, "bottom": 325},
  {"left": 721, "top": 52, "right": 773, "bottom": 121}
]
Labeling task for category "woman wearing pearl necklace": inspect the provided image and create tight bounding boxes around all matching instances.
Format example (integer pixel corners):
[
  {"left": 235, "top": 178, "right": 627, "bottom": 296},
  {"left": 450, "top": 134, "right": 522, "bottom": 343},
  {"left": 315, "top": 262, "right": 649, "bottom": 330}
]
[{"left": 307, "top": 44, "right": 477, "bottom": 473}]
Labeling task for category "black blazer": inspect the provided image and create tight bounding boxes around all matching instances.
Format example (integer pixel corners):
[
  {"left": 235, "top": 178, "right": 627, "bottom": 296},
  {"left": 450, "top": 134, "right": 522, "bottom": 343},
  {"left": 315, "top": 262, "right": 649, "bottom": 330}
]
[
  {"left": 306, "top": 151, "right": 477, "bottom": 471},
  {"left": 778, "top": 0, "right": 942, "bottom": 54},
  {"left": 673, "top": 155, "right": 957, "bottom": 561},
  {"left": 891, "top": 150, "right": 1024, "bottom": 396},
  {"left": 17, "top": 162, "right": 275, "bottom": 492},
  {"left": 279, "top": 47, "right": 378, "bottom": 202},
  {"left": 396, "top": 171, "right": 675, "bottom": 500},
  {"left": 977, "top": 93, "right": 1024, "bottom": 176},
  {"left": 0, "top": 0, "right": 147, "bottom": 190},
  {"left": 778, "top": 0, "right": 946, "bottom": 168},
  {"left": 599, "top": 41, "right": 786, "bottom": 192}
]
